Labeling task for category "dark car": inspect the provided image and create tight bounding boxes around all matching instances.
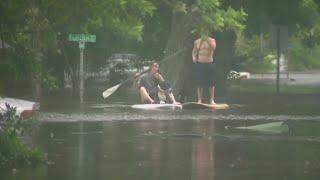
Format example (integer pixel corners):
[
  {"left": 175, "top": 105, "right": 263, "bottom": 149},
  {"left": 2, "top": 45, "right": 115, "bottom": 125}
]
[
  {"left": 107, "top": 53, "right": 144, "bottom": 84},
  {"left": 86, "top": 53, "right": 140, "bottom": 83},
  {"left": 85, "top": 53, "right": 147, "bottom": 90}
]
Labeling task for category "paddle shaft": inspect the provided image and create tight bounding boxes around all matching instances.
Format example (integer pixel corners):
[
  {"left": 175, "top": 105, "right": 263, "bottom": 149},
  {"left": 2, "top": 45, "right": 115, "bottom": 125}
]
[
  {"left": 120, "top": 68, "right": 149, "bottom": 86},
  {"left": 102, "top": 68, "right": 149, "bottom": 99}
]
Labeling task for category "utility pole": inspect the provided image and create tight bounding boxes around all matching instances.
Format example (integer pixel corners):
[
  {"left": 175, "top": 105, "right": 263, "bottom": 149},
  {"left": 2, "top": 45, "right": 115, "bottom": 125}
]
[
  {"left": 270, "top": 25, "right": 288, "bottom": 94},
  {"left": 276, "top": 27, "right": 280, "bottom": 94},
  {"left": 79, "top": 41, "right": 85, "bottom": 104}
]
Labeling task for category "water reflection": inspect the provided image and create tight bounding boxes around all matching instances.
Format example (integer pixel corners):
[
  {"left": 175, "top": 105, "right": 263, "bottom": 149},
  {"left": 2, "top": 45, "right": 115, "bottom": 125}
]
[
  {"left": 2, "top": 106, "right": 320, "bottom": 180},
  {"left": 191, "top": 120, "right": 215, "bottom": 180},
  {"left": 76, "top": 122, "right": 84, "bottom": 180}
]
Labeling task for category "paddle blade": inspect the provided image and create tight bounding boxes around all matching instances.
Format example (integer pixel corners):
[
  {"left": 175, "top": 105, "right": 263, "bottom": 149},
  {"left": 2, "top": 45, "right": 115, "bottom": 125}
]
[{"left": 102, "top": 84, "right": 121, "bottom": 99}]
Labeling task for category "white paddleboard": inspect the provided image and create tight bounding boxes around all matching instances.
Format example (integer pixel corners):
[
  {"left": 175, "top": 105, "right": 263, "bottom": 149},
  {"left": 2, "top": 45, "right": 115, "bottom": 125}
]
[
  {"left": 182, "top": 102, "right": 229, "bottom": 110},
  {"left": 131, "top": 103, "right": 182, "bottom": 110}
]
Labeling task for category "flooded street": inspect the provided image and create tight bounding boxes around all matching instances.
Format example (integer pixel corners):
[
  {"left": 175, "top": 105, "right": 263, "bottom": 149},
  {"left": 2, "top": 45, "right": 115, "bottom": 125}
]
[
  {"left": 2, "top": 98, "right": 320, "bottom": 180},
  {"left": 3, "top": 1, "right": 320, "bottom": 180}
]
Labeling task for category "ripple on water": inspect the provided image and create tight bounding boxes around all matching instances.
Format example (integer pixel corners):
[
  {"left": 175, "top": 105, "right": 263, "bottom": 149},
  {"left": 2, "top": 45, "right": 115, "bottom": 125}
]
[{"left": 40, "top": 110, "right": 320, "bottom": 123}]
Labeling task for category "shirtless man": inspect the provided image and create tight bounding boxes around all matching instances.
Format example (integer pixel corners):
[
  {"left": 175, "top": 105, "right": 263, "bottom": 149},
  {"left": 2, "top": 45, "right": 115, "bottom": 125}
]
[
  {"left": 192, "top": 36, "right": 216, "bottom": 104},
  {"left": 139, "top": 62, "right": 178, "bottom": 104}
]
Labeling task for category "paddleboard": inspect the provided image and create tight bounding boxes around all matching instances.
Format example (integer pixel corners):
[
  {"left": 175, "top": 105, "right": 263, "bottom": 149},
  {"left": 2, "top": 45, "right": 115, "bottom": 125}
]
[
  {"left": 182, "top": 102, "right": 229, "bottom": 110},
  {"left": 131, "top": 103, "right": 182, "bottom": 110}
]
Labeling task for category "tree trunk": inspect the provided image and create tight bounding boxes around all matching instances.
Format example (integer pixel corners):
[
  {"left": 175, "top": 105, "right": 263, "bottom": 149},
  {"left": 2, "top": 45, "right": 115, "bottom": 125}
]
[
  {"left": 161, "top": 12, "right": 198, "bottom": 102},
  {"left": 214, "top": 30, "right": 237, "bottom": 102},
  {"left": 162, "top": 13, "right": 237, "bottom": 103},
  {"left": 32, "top": 51, "right": 42, "bottom": 102},
  {"left": 30, "top": 29, "right": 43, "bottom": 101}
]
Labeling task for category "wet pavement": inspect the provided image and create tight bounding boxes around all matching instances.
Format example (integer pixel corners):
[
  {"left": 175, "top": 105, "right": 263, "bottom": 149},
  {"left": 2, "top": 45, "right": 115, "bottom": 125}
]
[{"left": 249, "top": 71, "right": 320, "bottom": 87}]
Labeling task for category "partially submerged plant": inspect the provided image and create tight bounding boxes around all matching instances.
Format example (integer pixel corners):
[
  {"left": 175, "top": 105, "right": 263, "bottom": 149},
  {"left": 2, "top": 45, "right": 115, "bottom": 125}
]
[{"left": 0, "top": 104, "right": 45, "bottom": 168}]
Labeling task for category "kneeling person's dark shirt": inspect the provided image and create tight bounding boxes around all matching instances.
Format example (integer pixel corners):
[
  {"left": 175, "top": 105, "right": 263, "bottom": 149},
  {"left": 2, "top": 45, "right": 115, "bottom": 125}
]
[{"left": 139, "top": 73, "right": 160, "bottom": 101}]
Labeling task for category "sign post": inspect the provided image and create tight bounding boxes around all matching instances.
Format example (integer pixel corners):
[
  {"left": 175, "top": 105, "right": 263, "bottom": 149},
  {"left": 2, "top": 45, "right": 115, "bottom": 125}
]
[
  {"left": 269, "top": 25, "right": 288, "bottom": 94},
  {"left": 68, "top": 34, "right": 96, "bottom": 105}
]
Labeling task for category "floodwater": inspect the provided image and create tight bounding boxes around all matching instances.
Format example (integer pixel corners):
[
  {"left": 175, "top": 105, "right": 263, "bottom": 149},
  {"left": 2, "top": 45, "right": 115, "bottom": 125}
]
[{"left": 2, "top": 93, "right": 320, "bottom": 180}]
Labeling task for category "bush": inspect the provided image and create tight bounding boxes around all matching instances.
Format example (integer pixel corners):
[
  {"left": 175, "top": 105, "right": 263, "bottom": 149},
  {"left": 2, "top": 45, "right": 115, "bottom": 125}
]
[
  {"left": 235, "top": 34, "right": 275, "bottom": 73},
  {"left": 0, "top": 104, "right": 45, "bottom": 168},
  {"left": 289, "top": 37, "right": 320, "bottom": 70}
]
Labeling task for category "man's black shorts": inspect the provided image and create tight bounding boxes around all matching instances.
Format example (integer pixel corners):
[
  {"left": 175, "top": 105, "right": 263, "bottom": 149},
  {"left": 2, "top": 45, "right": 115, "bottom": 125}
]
[{"left": 195, "top": 62, "right": 215, "bottom": 87}]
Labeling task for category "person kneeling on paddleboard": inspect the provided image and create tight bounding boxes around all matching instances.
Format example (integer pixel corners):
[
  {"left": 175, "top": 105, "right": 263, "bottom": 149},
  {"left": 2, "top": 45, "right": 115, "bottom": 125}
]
[{"left": 138, "top": 62, "right": 179, "bottom": 104}]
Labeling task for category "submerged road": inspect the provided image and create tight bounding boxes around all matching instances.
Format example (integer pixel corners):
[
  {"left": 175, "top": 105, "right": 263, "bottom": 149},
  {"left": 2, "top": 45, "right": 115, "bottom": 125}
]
[{"left": 249, "top": 71, "right": 320, "bottom": 87}]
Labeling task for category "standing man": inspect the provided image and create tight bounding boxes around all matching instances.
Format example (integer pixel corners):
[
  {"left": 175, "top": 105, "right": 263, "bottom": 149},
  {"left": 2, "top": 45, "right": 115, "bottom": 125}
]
[
  {"left": 192, "top": 35, "right": 216, "bottom": 104},
  {"left": 138, "top": 62, "right": 178, "bottom": 104}
]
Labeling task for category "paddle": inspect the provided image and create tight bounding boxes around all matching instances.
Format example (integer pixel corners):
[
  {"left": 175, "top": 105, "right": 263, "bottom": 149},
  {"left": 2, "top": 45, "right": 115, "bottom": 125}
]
[
  {"left": 102, "top": 68, "right": 149, "bottom": 99},
  {"left": 102, "top": 46, "right": 190, "bottom": 99}
]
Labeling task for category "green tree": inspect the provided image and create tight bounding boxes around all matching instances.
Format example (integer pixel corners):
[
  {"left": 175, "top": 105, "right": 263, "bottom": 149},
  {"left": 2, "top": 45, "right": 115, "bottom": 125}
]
[
  {"left": 159, "top": 0, "right": 247, "bottom": 100},
  {"left": 238, "top": 0, "right": 320, "bottom": 71},
  {"left": 0, "top": 0, "right": 156, "bottom": 97}
]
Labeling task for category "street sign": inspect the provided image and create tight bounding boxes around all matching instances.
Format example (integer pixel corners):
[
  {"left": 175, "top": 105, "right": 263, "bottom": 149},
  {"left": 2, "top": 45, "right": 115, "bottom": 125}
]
[
  {"left": 68, "top": 33, "right": 96, "bottom": 105},
  {"left": 68, "top": 34, "right": 96, "bottom": 43}
]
